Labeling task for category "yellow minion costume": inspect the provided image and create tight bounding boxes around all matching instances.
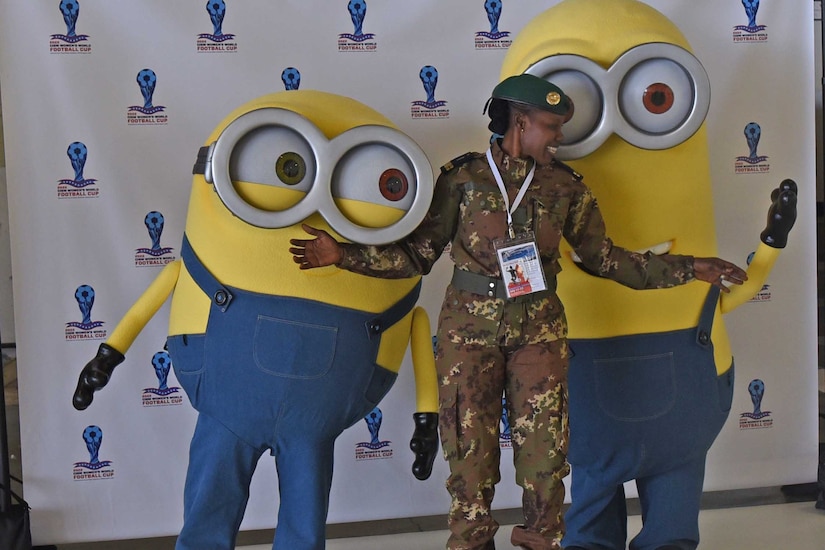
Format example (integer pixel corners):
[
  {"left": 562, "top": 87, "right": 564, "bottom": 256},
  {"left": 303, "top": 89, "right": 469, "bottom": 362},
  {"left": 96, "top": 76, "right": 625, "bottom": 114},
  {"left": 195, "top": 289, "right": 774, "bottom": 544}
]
[
  {"left": 500, "top": 1, "right": 797, "bottom": 549},
  {"left": 72, "top": 91, "right": 439, "bottom": 550}
]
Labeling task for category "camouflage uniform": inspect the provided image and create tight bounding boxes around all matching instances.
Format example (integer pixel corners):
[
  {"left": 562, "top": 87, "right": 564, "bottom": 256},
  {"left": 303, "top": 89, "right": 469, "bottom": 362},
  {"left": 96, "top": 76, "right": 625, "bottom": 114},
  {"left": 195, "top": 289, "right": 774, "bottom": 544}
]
[{"left": 338, "top": 140, "right": 695, "bottom": 550}]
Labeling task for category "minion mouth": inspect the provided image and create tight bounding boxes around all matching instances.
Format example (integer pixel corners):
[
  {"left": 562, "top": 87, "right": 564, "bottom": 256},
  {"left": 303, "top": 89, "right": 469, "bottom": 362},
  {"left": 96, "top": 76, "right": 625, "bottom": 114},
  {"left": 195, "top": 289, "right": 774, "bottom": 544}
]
[{"left": 570, "top": 240, "right": 673, "bottom": 265}]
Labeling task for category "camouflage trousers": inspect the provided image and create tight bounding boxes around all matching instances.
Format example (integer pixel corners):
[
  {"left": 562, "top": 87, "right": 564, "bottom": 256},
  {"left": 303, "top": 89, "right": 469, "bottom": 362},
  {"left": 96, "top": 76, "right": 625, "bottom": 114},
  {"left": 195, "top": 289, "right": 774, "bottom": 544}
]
[{"left": 436, "top": 337, "right": 570, "bottom": 550}]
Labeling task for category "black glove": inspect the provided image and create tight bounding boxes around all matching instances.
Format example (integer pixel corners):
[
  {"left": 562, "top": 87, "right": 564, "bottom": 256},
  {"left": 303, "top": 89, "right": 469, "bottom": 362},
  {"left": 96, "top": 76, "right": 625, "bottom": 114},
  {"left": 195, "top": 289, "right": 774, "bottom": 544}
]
[
  {"left": 409, "top": 412, "right": 439, "bottom": 481},
  {"left": 72, "top": 343, "right": 125, "bottom": 410},
  {"left": 760, "top": 179, "right": 797, "bottom": 248}
]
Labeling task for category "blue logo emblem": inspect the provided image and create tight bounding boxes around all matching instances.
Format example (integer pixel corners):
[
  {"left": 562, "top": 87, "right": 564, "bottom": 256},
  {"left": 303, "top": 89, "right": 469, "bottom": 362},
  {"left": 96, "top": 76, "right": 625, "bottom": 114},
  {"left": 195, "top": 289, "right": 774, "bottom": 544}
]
[
  {"left": 58, "top": 141, "right": 99, "bottom": 199},
  {"left": 355, "top": 406, "right": 393, "bottom": 460},
  {"left": 142, "top": 350, "right": 183, "bottom": 406},
  {"left": 65, "top": 284, "right": 107, "bottom": 341},
  {"left": 73, "top": 425, "right": 115, "bottom": 480},
  {"left": 411, "top": 65, "right": 449, "bottom": 119},
  {"left": 128, "top": 69, "right": 168, "bottom": 125},
  {"left": 51, "top": 0, "right": 91, "bottom": 53},
  {"left": 734, "top": 122, "right": 770, "bottom": 174},
  {"left": 198, "top": 0, "right": 238, "bottom": 52},
  {"left": 739, "top": 378, "right": 774, "bottom": 429},
  {"left": 339, "top": 0, "right": 377, "bottom": 52},
  {"left": 475, "top": 0, "right": 511, "bottom": 49},
  {"left": 281, "top": 67, "right": 301, "bottom": 90},
  {"left": 135, "top": 211, "right": 176, "bottom": 267},
  {"left": 733, "top": 0, "right": 768, "bottom": 42}
]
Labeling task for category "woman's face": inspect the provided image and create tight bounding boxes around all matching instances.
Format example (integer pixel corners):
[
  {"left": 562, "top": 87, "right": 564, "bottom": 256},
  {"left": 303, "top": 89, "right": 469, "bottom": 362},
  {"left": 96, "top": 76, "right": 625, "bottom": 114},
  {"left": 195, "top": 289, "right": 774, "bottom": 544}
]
[{"left": 518, "top": 109, "right": 567, "bottom": 165}]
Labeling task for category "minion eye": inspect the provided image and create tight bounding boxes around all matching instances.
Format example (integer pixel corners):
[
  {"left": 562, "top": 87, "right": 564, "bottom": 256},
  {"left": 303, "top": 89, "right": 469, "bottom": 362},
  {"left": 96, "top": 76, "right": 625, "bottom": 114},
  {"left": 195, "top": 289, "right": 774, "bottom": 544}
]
[
  {"left": 538, "top": 68, "right": 602, "bottom": 146},
  {"left": 525, "top": 43, "right": 709, "bottom": 158},
  {"left": 619, "top": 57, "right": 697, "bottom": 135},
  {"left": 331, "top": 142, "right": 416, "bottom": 228},
  {"left": 379, "top": 169, "right": 409, "bottom": 201},
  {"left": 276, "top": 152, "right": 307, "bottom": 185}
]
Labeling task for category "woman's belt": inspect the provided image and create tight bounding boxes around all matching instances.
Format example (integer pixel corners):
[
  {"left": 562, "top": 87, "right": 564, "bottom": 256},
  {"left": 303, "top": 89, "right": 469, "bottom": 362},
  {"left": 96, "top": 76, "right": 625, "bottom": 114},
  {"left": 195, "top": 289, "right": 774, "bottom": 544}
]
[{"left": 450, "top": 267, "right": 554, "bottom": 304}]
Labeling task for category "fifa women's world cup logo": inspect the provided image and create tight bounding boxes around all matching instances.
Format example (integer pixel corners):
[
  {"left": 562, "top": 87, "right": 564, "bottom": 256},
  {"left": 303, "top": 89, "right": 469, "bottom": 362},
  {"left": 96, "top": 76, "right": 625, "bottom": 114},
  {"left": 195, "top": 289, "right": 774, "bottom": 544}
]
[
  {"left": 411, "top": 65, "right": 448, "bottom": 115},
  {"left": 65, "top": 285, "right": 106, "bottom": 341},
  {"left": 135, "top": 211, "right": 176, "bottom": 266},
  {"left": 199, "top": 0, "right": 235, "bottom": 43},
  {"left": 142, "top": 350, "right": 183, "bottom": 406},
  {"left": 73, "top": 425, "right": 114, "bottom": 479},
  {"left": 59, "top": 142, "right": 97, "bottom": 189},
  {"left": 127, "top": 69, "right": 168, "bottom": 124},
  {"left": 475, "top": 0, "right": 510, "bottom": 47},
  {"left": 281, "top": 67, "right": 301, "bottom": 91},
  {"left": 52, "top": 0, "right": 89, "bottom": 43}
]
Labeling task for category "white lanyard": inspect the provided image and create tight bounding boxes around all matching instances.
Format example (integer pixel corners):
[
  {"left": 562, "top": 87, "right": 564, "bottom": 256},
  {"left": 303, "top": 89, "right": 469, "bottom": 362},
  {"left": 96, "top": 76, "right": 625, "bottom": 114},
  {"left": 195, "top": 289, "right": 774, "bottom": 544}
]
[{"left": 486, "top": 147, "right": 535, "bottom": 238}]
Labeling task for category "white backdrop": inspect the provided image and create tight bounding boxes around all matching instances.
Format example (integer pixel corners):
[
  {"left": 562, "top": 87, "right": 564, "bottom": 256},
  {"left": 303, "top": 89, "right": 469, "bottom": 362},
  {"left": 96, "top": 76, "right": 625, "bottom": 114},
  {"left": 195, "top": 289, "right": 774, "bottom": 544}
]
[{"left": 0, "top": 0, "right": 819, "bottom": 545}]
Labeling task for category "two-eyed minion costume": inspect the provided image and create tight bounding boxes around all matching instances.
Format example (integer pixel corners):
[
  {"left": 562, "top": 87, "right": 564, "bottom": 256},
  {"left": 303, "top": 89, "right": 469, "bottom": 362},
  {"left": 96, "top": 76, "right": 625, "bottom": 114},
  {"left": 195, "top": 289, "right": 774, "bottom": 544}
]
[
  {"left": 73, "top": 91, "right": 439, "bottom": 550},
  {"left": 501, "top": 1, "right": 796, "bottom": 549}
]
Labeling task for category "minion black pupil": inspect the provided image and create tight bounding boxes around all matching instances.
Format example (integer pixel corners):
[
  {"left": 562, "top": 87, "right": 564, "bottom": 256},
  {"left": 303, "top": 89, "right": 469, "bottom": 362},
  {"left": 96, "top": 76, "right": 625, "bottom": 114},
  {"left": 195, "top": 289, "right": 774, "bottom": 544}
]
[
  {"left": 651, "top": 91, "right": 666, "bottom": 106},
  {"left": 283, "top": 159, "right": 300, "bottom": 177},
  {"left": 386, "top": 177, "right": 402, "bottom": 194}
]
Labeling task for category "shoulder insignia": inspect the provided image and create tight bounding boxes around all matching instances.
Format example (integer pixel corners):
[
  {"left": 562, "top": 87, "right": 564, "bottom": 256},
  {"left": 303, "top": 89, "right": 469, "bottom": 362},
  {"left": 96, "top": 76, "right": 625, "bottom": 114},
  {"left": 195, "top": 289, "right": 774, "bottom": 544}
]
[
  {"left": 553, "top": 159, "right": 583, "bottom": 181},
  {"left": 441, "top": 152, "right": 479, "bottom": 174}
]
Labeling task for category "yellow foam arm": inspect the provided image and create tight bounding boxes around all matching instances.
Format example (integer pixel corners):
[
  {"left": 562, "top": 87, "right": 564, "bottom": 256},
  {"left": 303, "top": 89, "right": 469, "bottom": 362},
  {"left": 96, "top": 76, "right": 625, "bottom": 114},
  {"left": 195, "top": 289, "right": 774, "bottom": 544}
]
[
  {"left": 719, "top": 242, "right": 780, "bottom": 314},
  {"left": 105, "top": 260, "right": 181, "bottom": 354},
  {"left": 410, "top": 306, "right": 438, "bottom": 413}
]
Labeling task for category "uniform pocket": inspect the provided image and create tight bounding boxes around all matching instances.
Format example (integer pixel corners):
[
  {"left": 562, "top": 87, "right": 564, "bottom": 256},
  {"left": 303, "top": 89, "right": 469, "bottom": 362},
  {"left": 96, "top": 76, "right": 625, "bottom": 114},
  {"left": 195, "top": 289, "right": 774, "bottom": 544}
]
[
  {"left": 253, "top": 315, "right": 337, "bottom": 379},
  {"left": 438, "top": 383, "right": 461, "bottom": 460}
]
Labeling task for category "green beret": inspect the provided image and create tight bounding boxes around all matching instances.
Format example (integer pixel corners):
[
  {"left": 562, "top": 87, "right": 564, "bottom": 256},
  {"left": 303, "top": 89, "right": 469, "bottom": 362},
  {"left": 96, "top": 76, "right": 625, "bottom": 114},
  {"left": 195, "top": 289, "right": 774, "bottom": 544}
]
[{"left": 491, "top": 74, "right": 571, "bottom": 115}]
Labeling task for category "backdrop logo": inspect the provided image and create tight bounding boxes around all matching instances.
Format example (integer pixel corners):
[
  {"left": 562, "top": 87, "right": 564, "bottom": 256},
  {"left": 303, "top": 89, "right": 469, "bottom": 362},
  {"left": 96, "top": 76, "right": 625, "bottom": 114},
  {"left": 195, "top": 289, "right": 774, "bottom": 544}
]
[
  {"left": 135, "top": 211, "right": 177, "bottom": 267},
  {"left": 65, "top": 285, "right": 107, "bottom": 341},
  {"left": 734, "top": 122, "right": 770, "bottom": 174},
  {"left": 142, "top": 350, "right": 183, "bottom": 406},
  {"left": 50, "top": 0, "right": 92, "bottom": 54},
  {"left": 73, "top": 425, "right": 115, "bottom": 480},
  {"left": 733, "top": 0, "right": 768, "bottom": 43},
  {"left": 355, "top": 406, "right": 393, "bottom": 460},
  {"left": 281, "top": 67, "right": 301, "bottom": 90},
  {"left": 127, "top": 69, "right": 168, "bottom": 125},
  {"left": 339, "top": 0, "right": 377, "bottom": 52},
  {"left": 411, "top": 65, "right": 450, "bottom": 119},
  {"left": 739, "top": 378, "right": 773, "bottom": 429},
  {"left": 475, "top": 0, "right": 511, "bottom": 49},
  {"left": 58, "top": 141, "right": 99, "bottom": 199},
  {"left": 197, "top": 0, "right": 238, "bottom": 52},
  {"left": 499, "top": 395, "right": 512, "bottom": 449}
]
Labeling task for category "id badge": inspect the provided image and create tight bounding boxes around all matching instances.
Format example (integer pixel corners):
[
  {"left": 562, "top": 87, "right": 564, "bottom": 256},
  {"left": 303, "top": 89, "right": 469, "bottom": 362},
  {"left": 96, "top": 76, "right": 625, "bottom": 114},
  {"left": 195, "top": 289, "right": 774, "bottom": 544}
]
[{"left": 494, "top": 231, "right": 547, "bottom": 299}]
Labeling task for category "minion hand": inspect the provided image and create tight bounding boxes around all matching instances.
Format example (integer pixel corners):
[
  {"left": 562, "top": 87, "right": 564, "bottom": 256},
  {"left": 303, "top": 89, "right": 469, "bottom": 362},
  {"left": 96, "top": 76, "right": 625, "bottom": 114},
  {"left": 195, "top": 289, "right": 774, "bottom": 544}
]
[
  {"left": 289, "top": 224, "right": 343, "bottom": 269},
  {"left": 760, "top": 179, "right": 797, "bottom": 248},
  {"left": 72, "top": 343, "right": 125, "bottom": 410},
  {"left": 410, "top": 412, "right": 439, "bottom": 480}
]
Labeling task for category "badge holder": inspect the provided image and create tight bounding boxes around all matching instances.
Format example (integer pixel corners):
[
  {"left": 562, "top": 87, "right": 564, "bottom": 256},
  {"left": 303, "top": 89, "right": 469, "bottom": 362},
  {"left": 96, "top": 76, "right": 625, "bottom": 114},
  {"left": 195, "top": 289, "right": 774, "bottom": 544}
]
[{"left": 494, "top": 231, "right": 547, "bottom": 299}]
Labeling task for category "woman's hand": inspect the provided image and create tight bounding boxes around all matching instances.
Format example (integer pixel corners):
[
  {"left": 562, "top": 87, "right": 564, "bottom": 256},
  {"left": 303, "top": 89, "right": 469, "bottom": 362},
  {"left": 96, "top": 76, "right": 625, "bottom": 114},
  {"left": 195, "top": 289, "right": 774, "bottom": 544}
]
[
  {"left": 693, "top": 257, "right": 748, "bottom": 292},
  {"left": 289, "top": 224, "right": 343, "bottom": 269}
]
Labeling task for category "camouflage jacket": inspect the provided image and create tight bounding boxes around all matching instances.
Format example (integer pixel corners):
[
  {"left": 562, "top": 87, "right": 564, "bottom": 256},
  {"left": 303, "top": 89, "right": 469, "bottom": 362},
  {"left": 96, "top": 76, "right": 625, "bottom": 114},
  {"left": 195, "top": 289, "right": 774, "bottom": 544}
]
[
  {"left": 338, "top": 141, "right": 694, "bottom": 342},
  {"left": 340, "top": 140, "right": 693, "bottom": 284}
]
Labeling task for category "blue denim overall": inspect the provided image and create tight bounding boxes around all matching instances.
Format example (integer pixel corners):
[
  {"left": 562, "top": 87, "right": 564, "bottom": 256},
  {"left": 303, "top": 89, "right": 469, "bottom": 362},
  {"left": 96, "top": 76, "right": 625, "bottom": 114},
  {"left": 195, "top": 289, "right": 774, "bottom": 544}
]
[
  {"left": 563, "top": 286, "right": 734, "bottom": 550},
  {"left": 168, "top": 235, "right": 420, "bottom": 550}
]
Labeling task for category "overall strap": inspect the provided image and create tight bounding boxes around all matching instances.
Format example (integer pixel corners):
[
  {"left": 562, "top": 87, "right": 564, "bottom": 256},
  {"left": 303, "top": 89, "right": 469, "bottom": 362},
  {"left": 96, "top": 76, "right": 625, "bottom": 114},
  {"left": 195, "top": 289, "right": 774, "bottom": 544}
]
[
  {"left": 695, "top": 285, "right": 721, "bottom": 349},
  {"left": 364, "top": 280, "right": 422, "bottom": 341},
  {"left": 180, "top": 234, "right": 234, "bottom": 312}
]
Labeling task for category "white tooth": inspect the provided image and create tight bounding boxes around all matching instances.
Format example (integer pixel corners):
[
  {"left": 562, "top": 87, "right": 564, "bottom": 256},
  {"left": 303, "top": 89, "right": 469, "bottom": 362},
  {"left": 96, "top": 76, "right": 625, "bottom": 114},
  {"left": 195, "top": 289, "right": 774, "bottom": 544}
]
[{"left": 570, "top": 240, "right": 673, "bottom": 263}]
